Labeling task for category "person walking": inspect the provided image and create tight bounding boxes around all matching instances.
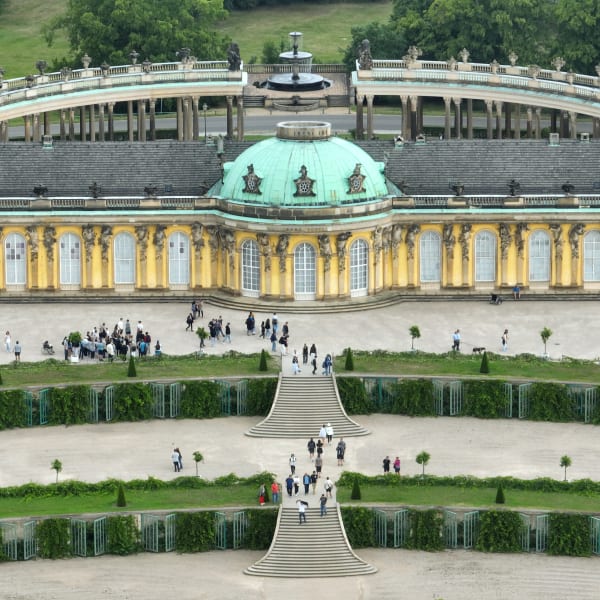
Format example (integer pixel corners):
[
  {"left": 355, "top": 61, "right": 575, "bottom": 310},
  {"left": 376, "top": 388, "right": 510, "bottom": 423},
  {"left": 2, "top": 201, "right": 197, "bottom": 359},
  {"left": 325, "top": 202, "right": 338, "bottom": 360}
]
[
  {"left": 13, "top": 340, "right": 21, "bottom": 363},
  {"left": 336, "top": 438, "right": 346, "bottom": 466},
  {"left": 307, "top": 437, "right": 316, "bottom": 461},
  {"left": 325, "top": 422, "right": 334, "bottom": 444},
  {"left": 323, "top": 353, "right": 333, "bottom": 375},
  {"left": 316, "top": 439, "right": 324, "bottom": 459},
  {"left": 270, "top": 330, "right": 278, "bottom": 353},
  {"left": 271, "top": 481, "right": 280, "bottom": 504},
  {"left": 258, "top": 484, "right": 266, "bottom": 506},
  {"left": 289, "top": 453, "right": 297, "bottom": 474},
  {"left": 4, "top": 331, "right": 10, "bottom": 352},
  {"left": 315, "top": 455, "right": 323, "bottom": 479},
  {"left": 324, "top": 476, "right": 334, "bottom": 498},
  {"left": 285, "top": 474, "right": 294, "bottom": 497},
  {"left": 259, "top": 321, "right": 266, "bottom": 339},
  {"left": 311, "top": 471, "right": 318, "bottom": 494},
  {"left": 293, "top": 473, "right": 300, "bottom": 496},
  {"left": 303, "top": 472, "right": 311, "bottom": 494},
  {"left": 319, "top": 493, "right": 328, "bottom": 517},
  {"left": 186, "top": 312, "right": 194, "bottom": 332},
  {"left": 171, "top": 449, "right": 180, "bottom": 472},
  {"left": 297, "top": 499, "right": 307, "bottom": 524},
  {"left": 452, "top": 329, "right": 461, "bottom": 351},
  {"left": 292, "top": 351, "right": 301, "bottom": 374},
  {"left": 175, "top": 447, "right": 183, "bottom": 471},
  {"left": 393, "top": 456, "right": 401, "bottom": 475},
  {"left": 264, "top": 318, "right": 271, "bottom": 340},
  {"left": 319, "top": 424, "right": 327, "bottom": 444},
  {"left": 302, "top": 343, "right": 309, "bottom": 365},
  {"left": 383, "top": 455, "right": 391, "bottom": 474},
  {"left": 502, "top": 329, "right": 509, "bottom": 352},
  {"left": 224, "top": 322, "right": 232, "bottom": 343}
]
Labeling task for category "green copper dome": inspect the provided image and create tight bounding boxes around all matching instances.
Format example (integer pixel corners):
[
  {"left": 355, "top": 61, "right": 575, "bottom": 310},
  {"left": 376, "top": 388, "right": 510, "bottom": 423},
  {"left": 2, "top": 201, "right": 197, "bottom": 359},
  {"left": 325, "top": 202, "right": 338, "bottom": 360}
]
[{"left": 217, "top": 121, "right": 389, "bottom": 206}]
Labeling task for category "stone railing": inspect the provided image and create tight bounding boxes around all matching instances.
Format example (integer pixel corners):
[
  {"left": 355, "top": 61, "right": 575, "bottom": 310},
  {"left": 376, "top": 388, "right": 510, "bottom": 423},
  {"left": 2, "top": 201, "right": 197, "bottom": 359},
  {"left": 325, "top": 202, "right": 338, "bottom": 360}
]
[
  {"left": 354, "top": 59, "right": 600, "bottom": 102},
  {"left": 0, "top": 60, "right": 244, "bottom": 108}
]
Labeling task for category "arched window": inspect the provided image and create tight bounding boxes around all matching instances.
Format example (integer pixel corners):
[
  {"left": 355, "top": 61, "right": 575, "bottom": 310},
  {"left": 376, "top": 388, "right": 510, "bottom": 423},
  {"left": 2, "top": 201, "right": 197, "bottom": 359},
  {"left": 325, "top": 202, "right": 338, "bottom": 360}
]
[
  {"left": 4, "top": 233, "right": 26, "bottom": 286},
  {"left": 168, "top": 232, "right": 190, "bottom": 285},
  {"left": 584, "top": 230, "right": 600, "bottom": 281},
  {"left": 294, "top": 243, "right": 316, "bottom": 300},
  {"left": 474, "top": 230, "right": 496, "bottom": 282},
  {"left": 529, "top": 230, "right": 550, "bottom": 282},
  {"left": 59, "top": 233, "right": 81, "bottom": 285},
  {"left": 419, "top": 230, "right": 441, "bottom": 283},
  {"left": 241, "top": 239, "right": 260, "bottom": 295},
  {"left": 114, "top": 232, "right": 135, "bottom": 284},
  {"left": 350, "top": 239, "right": 368, "bottom": 296}
]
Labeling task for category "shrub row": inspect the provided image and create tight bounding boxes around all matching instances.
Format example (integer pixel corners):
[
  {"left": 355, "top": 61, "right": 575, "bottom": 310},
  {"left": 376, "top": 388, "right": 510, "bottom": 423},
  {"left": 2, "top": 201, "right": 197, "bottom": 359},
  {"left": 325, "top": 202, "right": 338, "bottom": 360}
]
[{"left": 0, "top": 378, "right": 277, "bottom": 429}]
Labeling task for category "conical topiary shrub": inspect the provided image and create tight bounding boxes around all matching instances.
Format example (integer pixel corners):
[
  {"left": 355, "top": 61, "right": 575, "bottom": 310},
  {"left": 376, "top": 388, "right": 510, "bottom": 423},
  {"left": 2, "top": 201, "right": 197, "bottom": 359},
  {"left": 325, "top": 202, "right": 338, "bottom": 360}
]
[
  {"left": 127, "top": 354, "right": 137, "bottom": 377},
  {"left": 480, "top": 351, "right": 490, "bottom": 374},
  {"left": 495, "top": 484, "right": 505, "bottom": 504},
  {"left": 351, "top": 478, "right": 362, "bottom": 500},
  {"left": 116, "top": 483, "right": 127, "bottom": 507},
  {"left": 0, "top": 369, "right": 3, "bottom": 385},
  {"left": 259, "top": 349, "right": 268, "bottom": 372},
  {"left": 344, "top": 347, "right": 355, "bottom": 371}
]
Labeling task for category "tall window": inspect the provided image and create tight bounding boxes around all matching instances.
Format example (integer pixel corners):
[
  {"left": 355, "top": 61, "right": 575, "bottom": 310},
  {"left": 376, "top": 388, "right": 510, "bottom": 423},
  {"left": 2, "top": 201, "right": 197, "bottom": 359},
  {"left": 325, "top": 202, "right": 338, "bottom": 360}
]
[
  {"left": 529, "top": 230, "right": 550, "bottom": 282},
  {"left": 420, "top": 230, "right": 441, "bottom": 282},
  {"left": 114, "top": 232, "right": 135, "bottom": 284},
  {"left": 294, "top": 243, "right": 316, "bottom": 299},
  {"left": 59, "top": 233, "right": 81, "bottom": 285},
  {"left": 241, "top": 239, "right": 260, "bottom": 294},
  {"left": 5, "top": 233, "right": 26, "bottom": 286},
  {"left": 474, "top": 230, "right": 496, "bottom": 282},
  {"left": 168, "top": 232, "right": 190, "bottom": 285},
  {"left": 584, "top": 230, "right": 600, "bottom": 281},
  {"left": 350, "top": 239, "right": 368, "bottom": 296}
]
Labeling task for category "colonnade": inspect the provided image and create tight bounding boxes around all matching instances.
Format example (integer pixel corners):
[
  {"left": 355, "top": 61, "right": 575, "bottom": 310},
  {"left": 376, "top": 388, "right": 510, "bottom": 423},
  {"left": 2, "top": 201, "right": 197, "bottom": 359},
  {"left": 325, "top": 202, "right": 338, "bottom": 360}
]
[{"left": 0, "top": 95, "right": 245, "bottom": 143}]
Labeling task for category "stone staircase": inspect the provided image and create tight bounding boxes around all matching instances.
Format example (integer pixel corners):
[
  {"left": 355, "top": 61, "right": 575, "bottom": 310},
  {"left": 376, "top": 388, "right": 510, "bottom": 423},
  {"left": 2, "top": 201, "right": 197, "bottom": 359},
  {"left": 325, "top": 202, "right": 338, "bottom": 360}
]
[
  {"left": 245, "top": 375, "right": 369, "bottom": 438},
  {"left": 245, "top": 505, "right": 377, "bottom": 577}
]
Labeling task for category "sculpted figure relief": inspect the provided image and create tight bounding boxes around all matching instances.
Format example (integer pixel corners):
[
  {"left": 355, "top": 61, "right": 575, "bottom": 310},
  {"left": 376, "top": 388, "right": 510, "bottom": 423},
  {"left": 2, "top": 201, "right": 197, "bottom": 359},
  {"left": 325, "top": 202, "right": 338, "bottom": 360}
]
[
  {"left": 550, "top": 224, "right": 564, "bottom": 259},
  {"left": 459, "top": 224, "right": 472, "bottom": 261},
  {"left": 25, "top": 225, "right": 39, "bottom": 260},
  {"left": 405, "top": 224, "right": 420, "bottom": 259},
  {"left": 443, "top": 224, "right": 455, "bottom": 259},
  {"left": 153, "top": 225, "right": 166, "bottom": 259},
  {"left": 43, "top": 226, "right": 57, "bottom": 261},
  {"left": 276, "top": 234, "right": 289, "bottom": 273},
  {"left": 515, "top": 223, "right": 529, "bottom": 258},
  {"left": 371, "top": 226, "right": 383, "bottom": 263},
  {"left": 191, "top": 222, "right": 204, "bottom": 254},
  {"left": 499, "top": 223, "right": 512, "bottom": 259},
  {"left": 382, "top": 226, "right": 392, "bottom": 252},
  {"left": 135, "top": 226, "right": 149, "bottom": 262},
  {"left": 391, "top": 224, "right": 403, "bottom": 259},
  {"left": 206, "top": 226, "right": 220, "bottom": 262},
  {"left": 569, "top": 223, "right": 585, "bottom": 258},
  {"left": 81, "top": 225, "right": 96, "bottom": 262},
  {"left": 318, "top": 234, "right": 332, "bottom": 272},
  {"left": 220, "top": 228, "right": 236, "bottom": 271},
  {"left": 257, "top": 233, "right": 272, "bottom": 271},
  {"left": 100, "top": 226, "right": 112, "bottom": 261},
  {"left": 336, "top": 232, "right": 351, "bottom": 272}
]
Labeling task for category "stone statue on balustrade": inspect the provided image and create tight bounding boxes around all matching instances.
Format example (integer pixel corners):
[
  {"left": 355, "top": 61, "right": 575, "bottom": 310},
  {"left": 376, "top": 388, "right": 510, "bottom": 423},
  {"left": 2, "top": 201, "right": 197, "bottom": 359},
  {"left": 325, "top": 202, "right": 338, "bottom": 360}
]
[
  {"left": 357, "top": 39, "right": 372, "bottom": 70},
  {"left": 227, "top": 42, "right": 241, "bottom": 72}
]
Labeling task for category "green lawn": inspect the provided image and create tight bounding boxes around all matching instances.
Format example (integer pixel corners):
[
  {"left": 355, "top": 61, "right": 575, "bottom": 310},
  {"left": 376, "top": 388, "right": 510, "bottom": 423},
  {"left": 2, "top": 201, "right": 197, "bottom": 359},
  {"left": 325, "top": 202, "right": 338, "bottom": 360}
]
[
  {"left": 0, "top": 485, "right": 264, "bottom": 518},
  {"left": 0, "top": 352, "right": 278, "bottom": 387},
  {"left": 337, "top": 484, "right": 600, "bottom": 513},
  {"left": 334, "top": 351, "right": 600, "bottom": 384}
]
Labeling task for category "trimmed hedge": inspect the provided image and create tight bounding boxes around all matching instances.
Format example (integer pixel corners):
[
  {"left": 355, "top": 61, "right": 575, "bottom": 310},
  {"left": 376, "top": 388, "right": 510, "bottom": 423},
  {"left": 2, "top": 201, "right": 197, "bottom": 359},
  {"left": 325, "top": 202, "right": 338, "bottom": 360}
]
[
  {"left": 175, "top": 512, "right": 215, "bottom": 552},
  {"left": 113, "top": 383, "right": 154, "bottom": 421},
  {"left": 48, "top": 385, "right": 89, "bottom": 425},
  {"left": 36, "top": 518, "right": 72, "bottom": 558},
  {"left": 246, "top": 378, "right": 277, "bottom": 415},
  {"left": 476, "top": 510, "right": 522, "bottom": 553},
  {"left": 337, "top": 377, "right": 374, "bottom": 414},
  {"left": 241, "top": 508, "right": 278, "bottom": 550},
  {"left": 340, "top": 506, "right": 376, "bottom": 547},
  {"left": 407, "top": 509, "right": 444, "bottom": 551},
  {"left": 0, "top": 389, "right": 28, "bottom": 429},
  {"left": 180, "top": 380, "right": 221, "bottom": 418},
  {"left": 108, "top": 515, "right": 140, "bottom": 555},
  {"left": 463, "top": 380, "right": 508, "bottom": 418},
  {"left": 528, "top": 383, "right": 576, "bottom": 422},
  {"left": 548, "top": 513, "right": 592, "bottom": 557},
  {"left": 389, "top": 379, "right": 435, "bottom": 416}
]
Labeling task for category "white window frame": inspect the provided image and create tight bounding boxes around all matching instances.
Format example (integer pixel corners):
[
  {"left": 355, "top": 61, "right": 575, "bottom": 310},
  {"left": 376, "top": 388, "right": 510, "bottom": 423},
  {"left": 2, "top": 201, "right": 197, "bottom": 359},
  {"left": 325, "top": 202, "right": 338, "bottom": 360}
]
[
  {"left": 294, "top": 243, "right": 316, "bottom": 300},
  {"left": 584, "top": 230, "right": 600, "bottom": 282},
  {"left": 4, "top": 233, "right": 26, "bottom": 286},
  {"left": 350, "top": 239, "right": 368, "bottom": 297},
  {"left": 114, "top": 232, "right": 136, "bottom": 285},
  {"left": 528, "top": 230, "right": 550, "bottom": 282},
  {"left": 59, "top": 232, "right": 81, "bottom": 286},
  {"left": 419, "top": 230, "right": 441, "bottom": 283},
  {"left": 168, "top": 232, "right": 190, "bottom": 286},
  {"left": 241, "top": 239, "right": 260, "bottom": 296},
  {"left": 474, "top": 230, "right": 497, "bottom": 283}
]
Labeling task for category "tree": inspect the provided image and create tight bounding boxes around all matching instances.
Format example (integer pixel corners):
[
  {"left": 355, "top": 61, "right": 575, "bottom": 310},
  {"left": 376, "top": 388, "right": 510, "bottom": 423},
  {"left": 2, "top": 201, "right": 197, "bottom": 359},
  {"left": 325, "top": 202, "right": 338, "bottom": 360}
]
[
  {"left": 560, "top": 455, "right": 572, "bottom": 481},
  {"left": 45, "top": 0, "right": 230, "bottom": 68},
  {"left": 51, "top": 459, "right": 62, "bottom": 483},
  {"left": 409, "top": 325, "right": 421, "bottom": 350},
  {"left": 351, "top": 478, "right": 362, "bottom": 500},
  {"left": 116, "top": 483, "right": 127, "bottom": 507},
  {"left": 193, "top": 451, "right": 204, "bottom": 477},
  {"left": 540, "top": 327, "right": 553, "bottom": 356},
  {"left": 416, "top": 450, "right": 430, "bottom": 478},
  {"left": 495, "top": 484, "right": 505, "bottom": 504},
  {"left": 344, "top": 347, "right": 355, "bottom": 371},
  {"left": 196, "top": 327, "right": 208, "bottom": 350},
  {"left": 480, "top": 351, "right": 490, "bottom": 374},
  {"left": 258, "top": 349, "right": 268, "bottom": 372},
  {"left": 127, "top": 354, "right": 137, "bottom": 377}
]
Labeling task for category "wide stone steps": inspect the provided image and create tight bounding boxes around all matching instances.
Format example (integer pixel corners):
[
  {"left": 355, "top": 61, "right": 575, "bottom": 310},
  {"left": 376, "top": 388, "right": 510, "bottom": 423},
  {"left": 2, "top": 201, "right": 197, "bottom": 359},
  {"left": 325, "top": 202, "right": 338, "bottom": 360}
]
[
  {"left": 245, "top": 375, "right": 369, "bottom": 438},
  {"left": 245, "top": 506, "right": 377, "bottom": 578}
]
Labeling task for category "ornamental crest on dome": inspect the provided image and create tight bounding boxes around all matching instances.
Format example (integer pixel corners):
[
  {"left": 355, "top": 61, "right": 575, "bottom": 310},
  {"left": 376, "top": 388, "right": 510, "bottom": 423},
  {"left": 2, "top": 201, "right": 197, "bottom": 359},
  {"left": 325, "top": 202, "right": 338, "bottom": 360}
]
[
  {"left": 347, "top": 163, "right": 366, "bottom": 194},
  {"left": 242, "top": 164, "right": 262, "bottom": 195},
  {"left": 293, "top": 165, "right": 316, "bottom": 197}
]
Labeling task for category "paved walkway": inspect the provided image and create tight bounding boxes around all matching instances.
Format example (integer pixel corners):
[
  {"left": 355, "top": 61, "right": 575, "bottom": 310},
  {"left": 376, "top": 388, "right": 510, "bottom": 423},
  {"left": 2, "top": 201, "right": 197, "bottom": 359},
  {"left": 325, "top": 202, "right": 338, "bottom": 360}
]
[{"left": 2, "top": 299, "right": 600, "bottom": 598}]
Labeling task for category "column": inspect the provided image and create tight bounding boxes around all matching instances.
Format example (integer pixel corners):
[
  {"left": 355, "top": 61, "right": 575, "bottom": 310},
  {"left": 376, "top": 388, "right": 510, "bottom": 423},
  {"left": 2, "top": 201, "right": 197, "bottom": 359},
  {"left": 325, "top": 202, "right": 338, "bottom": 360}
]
[
  {"left": 79, "top": 106, "right": 86, "bottom": 141},
  {"left": 453, "top": 97, "right": 462, "bottom": 139},
  {"left": 68, "top": 108, "right": 75, "bottom": 141},
  {"left": 226, "top": 96, "right": 234, "bottom": 139},
  {"left": 355, "top": 94, "right": 364, "bottom": 140},
  {"left": 127, "top": 101, "right": 134, "bottom": 142},
  {"left": 495, "top": 101, "right": 503, "bottom": 139},
  {"left": 32, "top": 113, "right": 40, "bottom": 142},
  {"left": 236, "top": 96, "right": 244, "bottom": 141},
  {"left": 410, "top": 95, "right": 418, "bottom": 140},
  {"left": 0, "top": 121, "right": 7, "bottom": 142},
  {"left": 569, "top": 112, "right": 577, "bottom": 139},
  {"left": 182, "top": 97, "right": 191, "bottom": 141},
  {"left": 89, "top": 104, "right": 95, "bottom": 142},
  {"left": 514, "top": 104, "right": 521, "bottom": 140},
  {"left": 559, "top": 112, "right": 568, "bottom": 138},
  {"left": 485, "top": 100, "right": 493, "bottom": 139},
  {"left": 43, "top": 112, "right": 50, "bottom": 137},
  {"left": 107, "top": 103, "right": 115, "bottom": 141},
  {"left": 24, "top": 115, "right": 31, "bottom": 142},
  {"left": 443, "top": 97, "right": 451, "bottom": 139},
  {"left": 365, "top": 94, "right": 374, "bottom": 140},
  {"left": 550, "top": 110, "right": 558, "bottom": 133},
  {"left": 149, "top": 100, "right": 156, "bottom": 141},
  {"left": 137, "top": 100, "right": 146, "bottom": 142},
  {"left": 192, "top": 97, "right": 199, "bottom": 142},
  {"left": 176, "top": 98, "right": 184, "bottom": 141},
  {"left": 400, "top": 95, "right": 409, "bottom": 139},
  {"left": 59, "top": 108, "right": 67, "bottom": 142},
  {"left": 526, "top": 107, "right": 533, "bottom": 139},
  {"left": 594, "top": 118, "right": 600, "bottom": 139},
  {"left": 98, "top": 104, "right": 106, "bottom": 141},
  {"left": 504, "top": 102, "right": 512, "bottom": 139},
  {"left": 535, "top": 108, "right": 542, "bottom": 139},
  {"left": 466, "top": 99, "right": 473, "bottom": 140}
]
